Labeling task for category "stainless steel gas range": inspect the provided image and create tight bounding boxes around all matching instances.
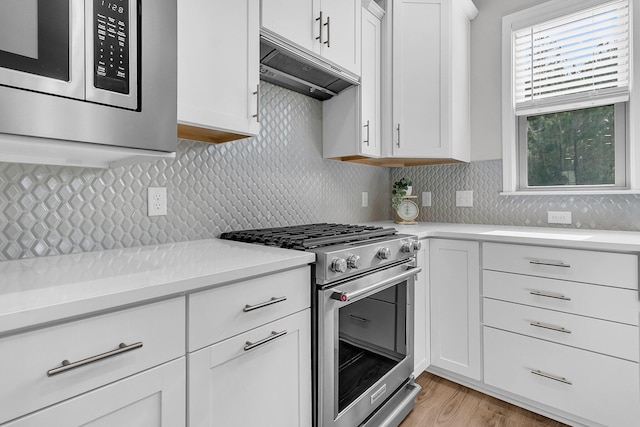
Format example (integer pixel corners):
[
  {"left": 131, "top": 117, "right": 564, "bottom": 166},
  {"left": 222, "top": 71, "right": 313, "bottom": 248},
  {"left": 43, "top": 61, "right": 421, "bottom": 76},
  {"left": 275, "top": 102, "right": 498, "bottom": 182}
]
[{"left": 221, "top": 223, "right": 422, "bottom": 427}]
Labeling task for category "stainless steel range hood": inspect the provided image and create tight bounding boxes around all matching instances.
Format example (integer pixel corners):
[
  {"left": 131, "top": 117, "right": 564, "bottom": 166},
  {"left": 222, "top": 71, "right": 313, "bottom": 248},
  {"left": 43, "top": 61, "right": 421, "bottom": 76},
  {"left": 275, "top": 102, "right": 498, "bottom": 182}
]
[{"left": 259, "top": 33, "right": 359, "bottom": 101}]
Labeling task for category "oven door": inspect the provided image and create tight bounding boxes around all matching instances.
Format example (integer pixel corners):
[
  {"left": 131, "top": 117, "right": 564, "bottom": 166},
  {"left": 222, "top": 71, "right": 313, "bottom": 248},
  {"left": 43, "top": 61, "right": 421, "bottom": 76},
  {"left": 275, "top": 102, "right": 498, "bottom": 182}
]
[
  {"left": 317, "top": 260, "right": 421, "bottom": 427},
  {"left": 0, "top": 0, "right": 85, "bottom": 100}
]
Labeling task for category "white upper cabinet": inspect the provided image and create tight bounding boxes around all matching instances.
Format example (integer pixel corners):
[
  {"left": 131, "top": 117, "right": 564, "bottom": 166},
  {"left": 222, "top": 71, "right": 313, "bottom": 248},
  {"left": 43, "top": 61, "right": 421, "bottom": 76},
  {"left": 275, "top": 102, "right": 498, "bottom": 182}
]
[
  {"left": 386, "top": 0, "right": 477, "bottom": 163},
  {"left": 178, "top": 0, "right": 260, "bottom": 144},
  {"left": 323, "top": 0, "right": 382, "bottom": 160},
  {"left": 261, "top": 0, "right": 361, "bottom": 76}
]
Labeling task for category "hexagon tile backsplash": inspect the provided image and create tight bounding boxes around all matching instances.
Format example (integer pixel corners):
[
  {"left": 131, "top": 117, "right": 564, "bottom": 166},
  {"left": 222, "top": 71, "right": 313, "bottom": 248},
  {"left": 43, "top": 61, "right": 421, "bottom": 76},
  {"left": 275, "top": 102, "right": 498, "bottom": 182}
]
[
  {"left": 0, "top": 83, "right": 390, "bottom": 261},
  {"left": 391, "top": 162, "right": 640, "bottom": 231}
]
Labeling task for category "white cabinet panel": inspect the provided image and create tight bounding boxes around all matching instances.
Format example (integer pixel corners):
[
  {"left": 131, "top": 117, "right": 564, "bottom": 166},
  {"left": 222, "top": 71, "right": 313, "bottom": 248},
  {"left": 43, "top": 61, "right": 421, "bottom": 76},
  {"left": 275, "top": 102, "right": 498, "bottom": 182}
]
[
  {"left": 485, "top": 327, "right": 639, "bottom": 427},
  {"left": 429, "top": 239, "right": 481, "bottom": 380},
  {"left": 0, "top": 298, "right": 185, "bottom": 425},
  {"left": 323, "top": 2, "right": 382, "bottom": 160},
  {"left": 4, "top": 358, "right": 186, "bottom": 427},
  {"left": 261, "top": 0, "right": 360, "bottom": 75},
  {"left": 413, "top": 240, "right": 429, "bottom": 375},
  {"left": 178, "top": 0, "right": 260, "bottom": 142},
  {"left": 386, "top": 0, "right": 476, "bottom": 162},
  {"left": 189, "top": 310, "right": 311, "bottom": 427}
]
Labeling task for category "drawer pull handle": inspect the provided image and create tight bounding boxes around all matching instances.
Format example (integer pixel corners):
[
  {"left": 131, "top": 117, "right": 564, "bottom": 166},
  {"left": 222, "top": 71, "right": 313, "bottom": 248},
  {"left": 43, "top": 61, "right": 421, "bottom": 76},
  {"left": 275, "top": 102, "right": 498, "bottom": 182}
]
[
  {"left": 529, "top": 259, "right": 570, "bottom": 268},
  {"left": 529, "top": 290, "right": 571, "bottom": 301},
  {"left": 349, "top": 314, "right": 370, "bottom": 323},
  {"left": 530, "top": 369, "right": 572, "bottom": 385},
  {"left": 244, "top": 330, "right": 287, "bottom": 351},
  {"left": 530, "top": 321, "right": 571, "bottom": 334},
  {"left": 47, "top": 342, "right": 143, "bottom": 377},
  {"left": 243, "top": 296, "right": 287, "bottom": 312}
]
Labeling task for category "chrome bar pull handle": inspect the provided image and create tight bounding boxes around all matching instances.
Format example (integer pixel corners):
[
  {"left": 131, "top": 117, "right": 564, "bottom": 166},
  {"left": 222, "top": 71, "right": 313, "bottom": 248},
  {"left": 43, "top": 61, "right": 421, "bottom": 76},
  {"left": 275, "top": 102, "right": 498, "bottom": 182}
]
[
  {"left": 529, "top": 259, "right": 570, "bottom": 268},
  {"left": 530, "top": 321, "right": 571, "bottom": 334},
  {"left": 244, "top": 330, "right": 287, "bottom": 351},
  {"left": 363, "top": 120, "right": 370, "bottom": 145},
  {"left": 252, "top": 84, "right": 260, "bottom": 122},
  {"left": 529, "top": 290, "right": 571, "bottom": 301},
  {"left": 315, "top": 11, "right": 323, "bottom": 43},
  {"left": 396, "top": 123, "right": 401, "bottom": 148},
  {"left": 243, "top": 296, "right": 287, "bottom": 312},
  {"left": 47, "top": 342, "right": 143, "bottom": 376},
  {"left": 531, "top": 369, "right": 572, "bottom": 385},
  {"left": 324, "top": 16, "right": 330, "bottom": 47},
  {"left": 349, "top": 314, "right": 370, "bottom": 323}
]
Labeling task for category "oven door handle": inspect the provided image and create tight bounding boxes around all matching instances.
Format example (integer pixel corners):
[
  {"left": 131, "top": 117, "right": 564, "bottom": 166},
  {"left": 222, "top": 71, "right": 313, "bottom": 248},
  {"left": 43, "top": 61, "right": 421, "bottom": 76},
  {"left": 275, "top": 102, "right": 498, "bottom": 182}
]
[{"left": 330, "top": 266, "right": 422, "bottom": 302}]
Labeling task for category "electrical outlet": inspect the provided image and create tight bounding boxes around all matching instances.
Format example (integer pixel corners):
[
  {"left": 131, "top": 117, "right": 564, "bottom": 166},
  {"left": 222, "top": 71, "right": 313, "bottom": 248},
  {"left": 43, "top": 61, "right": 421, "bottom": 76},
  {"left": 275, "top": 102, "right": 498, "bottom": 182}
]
[
  {"left": 548, "top": 211, "right": 571, "bottom": 224},
  {"left": 148, "top": 187, "right": 167, "bottom": 216},
  {"left": 456, "top": 190, "right": 473, "bottom": 207},
  {"left": 362, "top": 192, "right": 368, "bottom": 207},
  {"left": 422, "top": 192, "right": 432, "bottom": 207}
]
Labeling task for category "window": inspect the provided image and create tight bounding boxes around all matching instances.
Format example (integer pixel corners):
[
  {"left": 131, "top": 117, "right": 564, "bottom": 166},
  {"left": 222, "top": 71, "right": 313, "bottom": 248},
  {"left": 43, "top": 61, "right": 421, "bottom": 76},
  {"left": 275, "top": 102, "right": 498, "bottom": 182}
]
[{"left": 502, "top": 0, "right": 632, "bottom": 193}]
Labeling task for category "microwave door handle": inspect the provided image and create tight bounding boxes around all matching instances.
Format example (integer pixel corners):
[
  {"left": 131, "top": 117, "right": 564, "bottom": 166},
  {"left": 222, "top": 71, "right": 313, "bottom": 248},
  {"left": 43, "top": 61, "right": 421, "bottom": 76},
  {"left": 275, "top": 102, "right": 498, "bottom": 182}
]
[{"left": 330, "top": 266, "right": 422, "bottom": 302}]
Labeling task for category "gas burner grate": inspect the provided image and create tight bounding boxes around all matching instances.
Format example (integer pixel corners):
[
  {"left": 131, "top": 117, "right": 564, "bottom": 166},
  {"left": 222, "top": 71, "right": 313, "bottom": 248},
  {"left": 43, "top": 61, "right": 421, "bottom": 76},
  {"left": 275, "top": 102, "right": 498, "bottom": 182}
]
[{"left": 220, "top": 223, "right": 397, "bottom": 249}]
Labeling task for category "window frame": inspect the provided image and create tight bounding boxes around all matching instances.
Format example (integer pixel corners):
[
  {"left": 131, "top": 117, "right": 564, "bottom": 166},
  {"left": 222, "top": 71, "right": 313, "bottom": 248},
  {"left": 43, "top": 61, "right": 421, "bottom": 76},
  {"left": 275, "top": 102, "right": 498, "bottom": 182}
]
[{"left": 501, "top": 0, "right": 638, "bottom": 195}]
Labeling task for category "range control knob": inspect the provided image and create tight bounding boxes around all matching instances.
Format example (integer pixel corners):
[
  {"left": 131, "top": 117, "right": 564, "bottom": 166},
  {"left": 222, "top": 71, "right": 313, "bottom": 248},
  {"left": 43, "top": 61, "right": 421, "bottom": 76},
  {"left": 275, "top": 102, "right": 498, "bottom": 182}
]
[
  {"left": 330, "top": 257, "right": 347, "bottom": 273},
  {"left": 413, "top": 240, "right": 422, "bottom": 251},
  {"left": 401, "top": 242, "right": 415, "bottom": 254},
  {"left": 347, "top": 254, "right": 361, "bottom": 269},
  {"left": 377, "top": 247, "right": 392, "bottom": 260}
]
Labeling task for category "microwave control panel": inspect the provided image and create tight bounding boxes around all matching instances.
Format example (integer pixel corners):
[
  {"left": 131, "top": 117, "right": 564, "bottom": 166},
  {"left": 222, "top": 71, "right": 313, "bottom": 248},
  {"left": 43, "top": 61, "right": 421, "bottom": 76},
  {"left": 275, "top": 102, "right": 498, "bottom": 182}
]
[{"left": 94, "top": 0, "right": 130, "bottom": 94}]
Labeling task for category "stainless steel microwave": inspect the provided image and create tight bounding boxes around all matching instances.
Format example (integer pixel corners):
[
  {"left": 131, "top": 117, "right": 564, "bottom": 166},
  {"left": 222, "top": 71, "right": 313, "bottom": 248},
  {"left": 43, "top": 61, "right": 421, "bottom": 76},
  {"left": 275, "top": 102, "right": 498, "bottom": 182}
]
[{"left": 0, "top": 0, "right": 176, "bottom": 159}]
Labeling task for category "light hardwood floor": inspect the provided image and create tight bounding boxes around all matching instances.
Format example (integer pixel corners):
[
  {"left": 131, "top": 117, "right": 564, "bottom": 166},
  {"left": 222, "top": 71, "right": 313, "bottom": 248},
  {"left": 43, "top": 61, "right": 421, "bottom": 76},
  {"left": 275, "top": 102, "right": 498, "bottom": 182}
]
[{"left": 400, "top": 372, "right": 568, "bottom": 427}]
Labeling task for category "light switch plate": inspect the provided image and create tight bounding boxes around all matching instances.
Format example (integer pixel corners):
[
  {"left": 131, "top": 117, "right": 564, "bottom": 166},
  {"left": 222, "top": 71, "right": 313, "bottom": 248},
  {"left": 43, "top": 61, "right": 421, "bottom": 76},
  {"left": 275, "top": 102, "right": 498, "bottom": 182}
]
[
  {"left": 422, "top": 192, "right": 432, "bottom": 207},
  {"left": 456, "top": 190, "right": 473, "bottom": 207},
  {"left": 362, "top": 192, "right": 368, "bottom": 207}
]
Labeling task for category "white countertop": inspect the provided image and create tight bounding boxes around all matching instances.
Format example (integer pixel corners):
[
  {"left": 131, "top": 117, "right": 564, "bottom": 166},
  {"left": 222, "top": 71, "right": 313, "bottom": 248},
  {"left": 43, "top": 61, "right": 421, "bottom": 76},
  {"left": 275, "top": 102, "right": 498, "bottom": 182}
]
[
  {"left": 0, "top": 238, "right": 314, "bottom": 335},
  {"left": 3, "top": 222, "right": 640, "bottom": 336},
  {"left": 369, "top": 221, "right": 640, "bottom": 253}
]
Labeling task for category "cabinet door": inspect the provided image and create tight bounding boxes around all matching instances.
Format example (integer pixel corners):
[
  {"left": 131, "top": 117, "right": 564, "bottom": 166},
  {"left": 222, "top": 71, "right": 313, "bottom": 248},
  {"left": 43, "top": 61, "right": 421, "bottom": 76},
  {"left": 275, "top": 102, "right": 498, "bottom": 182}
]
[
  {"left": 178, "top": 0, "right": 260, "bottom": 139},
  {"left": 319, "top": 0, "right": 361, "bottom": 75},
  {"left": 360, "top": 6, "right": 381, "bottom": 157},
  {"left": 392, "top": 0, "right": 442, "bottom": 158},
  {"left": 4, "top": 358, "right": 186, "bottom": 427},
  {"left": 429, "top": 239, "right": 481, "bottom": 380},
  {"left": 189, "top": 310, "right": 311, "bottom": 427},
  {"left": 413, "top": 239, "right": 429, "bottom": 376},
  {"left": 261, "top": 0, "right": 318, "bottom": 52}
]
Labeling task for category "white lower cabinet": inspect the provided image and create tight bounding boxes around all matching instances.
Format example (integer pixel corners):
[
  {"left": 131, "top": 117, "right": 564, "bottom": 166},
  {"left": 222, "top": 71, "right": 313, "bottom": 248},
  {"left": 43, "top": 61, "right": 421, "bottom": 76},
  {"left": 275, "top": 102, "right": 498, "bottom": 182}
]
[
  {"left": 4, "top": 358, "right": 186, "bottom": 427},
  {"left": 187, "top": 266, "right": 312, "bottom": 427},
  {"left": 482, "top": 242, "right": 640, "bottom": 426},
  {"left": 188, "top": 309, "right": 311, "bottom": 427},
  {"left": 429, "top": 239, "right": 481, "bottom": 380},
  {"left": 485, "top": 328, "right": 639, "bottom": 427},
  {"left": 0, "top": 297, "right": 186, "bottom": 426}
]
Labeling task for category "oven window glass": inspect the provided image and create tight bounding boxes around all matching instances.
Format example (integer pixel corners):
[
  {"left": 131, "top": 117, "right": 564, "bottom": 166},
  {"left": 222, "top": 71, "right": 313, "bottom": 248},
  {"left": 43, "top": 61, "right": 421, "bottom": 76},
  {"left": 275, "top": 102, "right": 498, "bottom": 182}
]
[
  {"left": 0, "top": 0, "right": 70, "bottom": 81},
  {"left": 337, "top": 282, "right": 408, "bottom": 412}
]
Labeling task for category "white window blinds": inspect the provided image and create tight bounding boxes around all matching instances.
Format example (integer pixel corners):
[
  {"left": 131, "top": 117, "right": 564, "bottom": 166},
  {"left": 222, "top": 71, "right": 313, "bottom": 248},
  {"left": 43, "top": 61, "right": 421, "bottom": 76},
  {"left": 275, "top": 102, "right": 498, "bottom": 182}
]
[{"left": 513, "top": 0, "right": 630, "bottom": 115}]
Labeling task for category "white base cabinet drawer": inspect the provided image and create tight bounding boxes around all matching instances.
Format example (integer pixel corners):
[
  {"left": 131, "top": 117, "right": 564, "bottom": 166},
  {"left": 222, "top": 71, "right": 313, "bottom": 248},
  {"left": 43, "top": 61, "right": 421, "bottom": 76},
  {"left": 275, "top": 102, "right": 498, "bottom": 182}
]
[
  {"left": 483, "top": 298, "right": 639, "bottom": 361},
  {"left": 483, "top": 270, "right": 639, "bottom": 325},
  {"left": 188, "top": 266, "right": 310, "bottom": 351},
  {"left": 3, "top": 358, "right": 185, "bottom": 427},
  {"left": 483, "top": 243, "right": 637, "bottom": 289},
  {"left": 484, "top": 327, "right": 640, "bottom": 427},
  {"left": 0, "top": 297, "right": 185, "bottom": 425},
  {"left": 189, "top": 309, "right": 311, "bottom": 427}
]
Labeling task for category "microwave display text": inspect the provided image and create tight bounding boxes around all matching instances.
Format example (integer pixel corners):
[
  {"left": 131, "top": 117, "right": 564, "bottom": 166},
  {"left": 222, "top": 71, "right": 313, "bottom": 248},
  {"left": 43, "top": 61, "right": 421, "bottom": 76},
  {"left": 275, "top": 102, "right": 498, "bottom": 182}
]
[{"left": 94, "top": 0, "right": 130, "bottom": 94}]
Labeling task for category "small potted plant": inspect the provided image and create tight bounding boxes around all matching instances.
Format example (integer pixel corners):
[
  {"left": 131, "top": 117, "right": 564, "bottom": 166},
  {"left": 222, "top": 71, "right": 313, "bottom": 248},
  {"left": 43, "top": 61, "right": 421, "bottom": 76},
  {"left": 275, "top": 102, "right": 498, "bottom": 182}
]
[{"left": 392, "top": 178, "right": 412, "bottom": 209}]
